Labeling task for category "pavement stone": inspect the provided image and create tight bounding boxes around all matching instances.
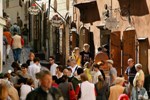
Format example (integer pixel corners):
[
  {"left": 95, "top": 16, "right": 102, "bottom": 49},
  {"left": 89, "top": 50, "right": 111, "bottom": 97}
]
[{"left": 2, "top": 47, "right": 31, "bottom": 73}]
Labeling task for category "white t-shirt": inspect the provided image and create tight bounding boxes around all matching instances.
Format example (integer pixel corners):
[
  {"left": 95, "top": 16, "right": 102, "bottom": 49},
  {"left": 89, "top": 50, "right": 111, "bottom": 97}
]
[
  {"left": 29, "top": 61, "right": 34, "bottom": 65},
  {"left": 28, "top": 63, "right": 41, "bottom": 79},
  {"left": 92, "top": 71, "right": 102, "bottom": 84},
  {"left": 79, "top": 81, "right": 96, "bottom": 100},
  {"left": 50, "top": 63, "right": 58, "bottom": 76},
  {"left": 20, "top": 84, "right": 34, "bottom": 100}
]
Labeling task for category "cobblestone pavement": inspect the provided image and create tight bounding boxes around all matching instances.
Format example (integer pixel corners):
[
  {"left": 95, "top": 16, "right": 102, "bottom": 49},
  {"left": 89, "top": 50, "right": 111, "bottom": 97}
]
[{"left": 2, "top": 47, "right": 31, "bottom": 73}]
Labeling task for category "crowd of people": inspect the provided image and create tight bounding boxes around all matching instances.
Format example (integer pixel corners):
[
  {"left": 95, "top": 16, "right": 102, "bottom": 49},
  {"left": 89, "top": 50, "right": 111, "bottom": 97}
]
[
  {"left": 0, "top": 43, "right": 150, "bottom": 100},
  {"left": 3, "top": 13, "right": 29, "bottom": 65}
]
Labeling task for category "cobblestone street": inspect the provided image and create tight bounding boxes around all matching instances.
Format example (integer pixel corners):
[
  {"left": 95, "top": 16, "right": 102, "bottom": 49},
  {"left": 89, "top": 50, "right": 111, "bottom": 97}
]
[
  {"left": 0, "top": 0, "right": 150, "bottom": 100},
  {"left": 2, "top": 47, "right": 31, "bottom": 73}
]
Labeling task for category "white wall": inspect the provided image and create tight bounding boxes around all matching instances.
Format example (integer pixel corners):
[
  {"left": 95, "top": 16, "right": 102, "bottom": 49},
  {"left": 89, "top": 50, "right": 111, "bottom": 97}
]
[
  {"left": 0, "top": 0, "right": 6, "bottom": 72},
  {"left": 49, "top": 0, "right": 73, "bottom": 20}
]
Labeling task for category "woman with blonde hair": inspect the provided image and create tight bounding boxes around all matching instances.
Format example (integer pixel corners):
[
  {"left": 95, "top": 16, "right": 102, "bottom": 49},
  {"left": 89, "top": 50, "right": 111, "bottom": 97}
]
[
  {"left": 26, "top": 52, "right": 35, "bottom": 66},
  {"left": 72, "top": 47, "right": 81, "bottom": 66}
]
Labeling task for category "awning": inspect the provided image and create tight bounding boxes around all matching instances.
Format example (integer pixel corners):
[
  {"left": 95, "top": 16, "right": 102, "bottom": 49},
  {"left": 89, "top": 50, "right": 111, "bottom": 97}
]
[
  {"left": 118, "top": 0, "right": 149, "bottom": 16},
  {"left": 74, "top": 0, "right": 100, "bottom": 24}
]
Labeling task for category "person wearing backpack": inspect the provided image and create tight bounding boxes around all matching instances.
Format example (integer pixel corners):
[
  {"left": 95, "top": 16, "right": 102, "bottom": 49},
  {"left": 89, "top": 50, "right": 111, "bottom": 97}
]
[
  {"left": 11, "top": 29, "right": 24, "bottom": 63},
  {"left": 59, "top": 75, "right": 76, "bottom": 100},
  {"left": 71, "top": 68, "right": 84, "bottom": 90}
]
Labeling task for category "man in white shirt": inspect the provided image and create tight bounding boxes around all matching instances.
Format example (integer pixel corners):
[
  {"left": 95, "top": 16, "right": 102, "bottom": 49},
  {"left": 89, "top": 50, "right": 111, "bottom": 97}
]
[
  {"left": 49, "top": 56, "right": 58, "bottom": 76},
  {"left": 28, "top": 57, "right": 41, "bottom": 79}
]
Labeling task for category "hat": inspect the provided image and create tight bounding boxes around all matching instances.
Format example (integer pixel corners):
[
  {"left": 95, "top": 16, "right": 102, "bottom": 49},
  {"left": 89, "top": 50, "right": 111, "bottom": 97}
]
[
  {"left": 106, "top": 60, "right": 114, "bottom": 64},
  {"left": 135, "top": 63, "right": 142, "bottom": 69},
  {"left": 84, "top": 62, "right": 90, "bottom": 68},
  {"left": 114, "top": 77, "right": 125, "bottom": 84}
]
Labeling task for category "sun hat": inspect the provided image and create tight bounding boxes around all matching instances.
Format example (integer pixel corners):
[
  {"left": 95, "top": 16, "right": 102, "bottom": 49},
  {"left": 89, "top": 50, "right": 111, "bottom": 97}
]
[{"left": 106, "top": 59, "right": 114, "bottom": 64}]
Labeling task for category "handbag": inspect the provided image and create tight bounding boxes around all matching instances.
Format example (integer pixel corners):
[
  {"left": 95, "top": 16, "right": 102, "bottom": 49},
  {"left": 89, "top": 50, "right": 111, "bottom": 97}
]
[
  {"left": 77, "top": 83, "right": 82, "bottom": 99},
  {"left": 68, "top": 83, "right": 77, "bottom": 100}
]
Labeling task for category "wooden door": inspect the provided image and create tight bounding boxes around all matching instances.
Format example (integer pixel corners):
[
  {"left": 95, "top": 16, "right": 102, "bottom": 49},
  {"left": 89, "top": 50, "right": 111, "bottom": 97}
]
[
  {"left": 139, "top": 38, "right": 149, "bottom": 75},
  {"left": 110, "top": 31, "right": 122, "bottom": 76},
  {"left": 79, "top": 27, "right": 89, "bottom": 49},
  {"left": 122, "top": 30, "right": 136, "bottom": 76}
]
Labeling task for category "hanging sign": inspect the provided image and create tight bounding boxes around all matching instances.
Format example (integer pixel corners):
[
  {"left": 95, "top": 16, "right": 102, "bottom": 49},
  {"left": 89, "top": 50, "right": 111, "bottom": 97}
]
[
  {"left": 28, "top": 3, "right": 40, "bottom": 15},
  {"left": 51, "top": 14, "right": 63, "bottom": 27}
]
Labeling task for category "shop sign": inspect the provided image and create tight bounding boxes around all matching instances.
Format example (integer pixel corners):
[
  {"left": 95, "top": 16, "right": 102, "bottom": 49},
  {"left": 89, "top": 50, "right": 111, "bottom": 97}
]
[
  {"left": 51, "top": 14, "right": 63, "bottom": 27},
  {"left": 28, "top": 4, "right": 40, "bottom": 15}
]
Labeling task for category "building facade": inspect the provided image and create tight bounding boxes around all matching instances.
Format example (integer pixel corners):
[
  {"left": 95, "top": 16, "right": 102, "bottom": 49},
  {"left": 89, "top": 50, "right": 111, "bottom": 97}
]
[
  {"left": 0, "top": 0, "right": 6, "bottom": 72},
  {"left": 47, "top": 0, "right": 74, "bottom": 64},
  {"left": 3, "top": 0, "right": 28, "bottom": 25},
  {"left": 75, "top": 0, "right": 150, "bottom": 74}
]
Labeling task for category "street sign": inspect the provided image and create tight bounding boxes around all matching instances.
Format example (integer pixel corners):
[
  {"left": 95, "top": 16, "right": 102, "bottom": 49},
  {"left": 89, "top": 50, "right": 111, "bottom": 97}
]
[{"left": 28, "top": 4, "right": 40, "bottom": 15}]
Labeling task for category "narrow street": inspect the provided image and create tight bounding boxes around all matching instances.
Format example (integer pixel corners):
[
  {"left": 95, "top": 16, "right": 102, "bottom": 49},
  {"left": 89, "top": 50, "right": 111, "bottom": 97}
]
[
  {"left": 0, "top": 0, "right": 150, "bottom": 100},
  {"left": 2, "top": 47, "right": 31, "bottom": 73}
]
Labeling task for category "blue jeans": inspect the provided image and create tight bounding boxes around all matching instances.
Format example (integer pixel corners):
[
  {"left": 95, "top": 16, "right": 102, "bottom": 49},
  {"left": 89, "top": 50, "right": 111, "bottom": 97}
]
[{"left": 13, "top": 48, "right": 22, "bottom": 62}]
